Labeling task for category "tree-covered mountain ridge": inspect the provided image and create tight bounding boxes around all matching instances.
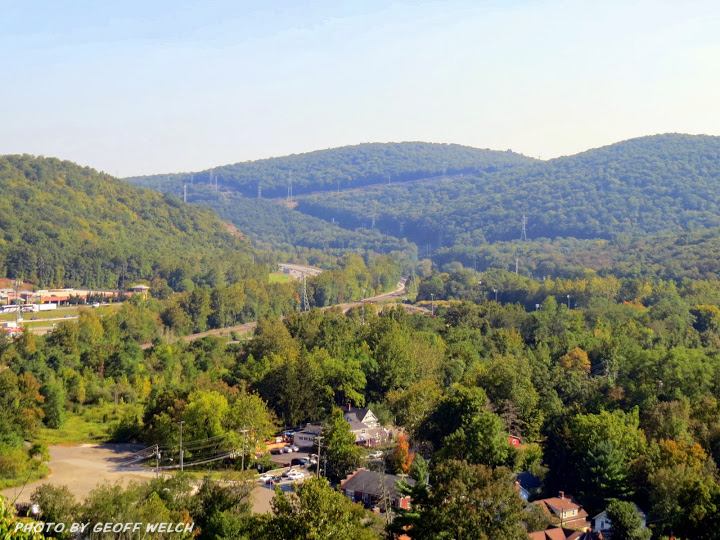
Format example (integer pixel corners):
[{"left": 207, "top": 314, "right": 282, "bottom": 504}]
[
  {"left": 294, "top": 133, "right": 720, "bottom": 245},
  {"left": 0, "top": 154, "right": 266, "bottom": 289},
  {"left": 125, "top": 141, "right": 536, "bottom": 198}
]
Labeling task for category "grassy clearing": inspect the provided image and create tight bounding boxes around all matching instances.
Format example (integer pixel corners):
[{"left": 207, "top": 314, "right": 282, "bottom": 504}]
[
  {"left": 268, "top": 272, "right": 292, "bottom": 284},
  {"left": 0, "top": 464, "right": 50, "bottom": 490},
  {"left": 35, "top": 402, "right": 131, "bottom": 445}
]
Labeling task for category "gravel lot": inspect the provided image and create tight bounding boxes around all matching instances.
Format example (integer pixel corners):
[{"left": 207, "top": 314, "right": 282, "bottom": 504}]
[
  {"left": 1, "top": 444, "right": 156, "bottom": 504},
  {"left": 1, "top": 443, "right": 308, "bottom": 515}
]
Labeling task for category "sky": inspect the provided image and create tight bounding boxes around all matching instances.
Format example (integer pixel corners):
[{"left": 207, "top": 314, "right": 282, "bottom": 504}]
[{"left": 2, "top": 0, "right": 719, "bottom": 177}]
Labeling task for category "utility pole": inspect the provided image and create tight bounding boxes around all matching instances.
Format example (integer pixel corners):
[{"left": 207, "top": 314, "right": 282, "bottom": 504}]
[
  {"left": 155, "top": 445, "right": 160, "bottom": 479},
  {"left": 316, "top": 436, "right": 323, "bottom": 477},
  {"left": 239, "top": 426, "right": 249, "bottom": 471},
  {"left": 13, "top": 279, "right": 22, "bottom": 332},
  {"left": 521, "top": 214, "right": 527, "bottom": 241},
  {"left": 430, "top": 293, "right": 434, "bottom": 316},
  {"left": 515, "top": 258, "right": 519, "bottom": 274},
  {"left": 302, "top": 276, "right": 310, "bottom": 312},
  {"left": 179, "top": 421, "right": 185, "bottom": 473},
  {"left": 183, "top": 184, "right": 187, "bottom": 203},
  {"left": 567, "top": 294, "right": 571, "bottom": 309},
  {"left": 362, "top": 288, "right": 366, "bottom": 325},
  {"left": 494, "top": 289, "right": 498, "bottom": 302}
]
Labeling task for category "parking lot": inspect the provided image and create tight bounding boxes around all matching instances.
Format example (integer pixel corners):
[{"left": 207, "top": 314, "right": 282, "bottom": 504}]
[{"left": 268, "top": 447, "right": 317, "bottom": 469}]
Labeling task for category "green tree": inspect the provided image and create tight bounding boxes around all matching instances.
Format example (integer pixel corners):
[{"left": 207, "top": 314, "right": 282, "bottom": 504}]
[
  {"left": 440, "top": 409, "right": 517, "bottom": 468},
  {"left": 259, "top": 476, "right": 379, "bottom": 540},
  {"left": 393, "top": 460, "right": 526, "bottom": 540},
  {"left": 0, "top": 495, "right": 45, "bottom": 539},
  {"left": 225, "top": 389, "right": 277, "bottom": 466},
  {"left": 30, "top": 485, "right": 78, "bottom": 539},
  {"left": 40, "top": 381, "right": 66, "bottom": 429},
  {"left": 319, "top": 408, "right": 362, "bottom": 484},
  {"left": 183, "top": 390, "right": 229, "bottom": 442},
  {"left": 606, "top": 500, "right": 651, "bottom": 540}
]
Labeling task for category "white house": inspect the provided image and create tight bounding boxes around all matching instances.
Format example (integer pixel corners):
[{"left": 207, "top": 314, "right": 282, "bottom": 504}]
[{"left": 593, "top": 504, "right": 646, "bottom": 534}]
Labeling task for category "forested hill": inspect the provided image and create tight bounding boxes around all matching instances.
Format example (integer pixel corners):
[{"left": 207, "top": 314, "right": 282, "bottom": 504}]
[
  {"left": 0, "top": 155, "right": 267, "bottom": 289},
  {"left": 296, "top": 134, "right": 720, "bottom": 246},
  {"left": 125, "top": 142, "right": 536, "bottom": 198}
]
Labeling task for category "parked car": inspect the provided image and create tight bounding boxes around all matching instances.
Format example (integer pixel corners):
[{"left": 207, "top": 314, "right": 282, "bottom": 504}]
[
  {"left": 270, "top": 448, "right": 282, "bottom": 455},
  {"left": 368, "top": 451, "right": 383, "bottom": 459},
  {"left": 287, "top": 471, "right": 304, "bottom": 481},
  {"left": 282, "top": 468, "right": 299, "bottom": 478},
  {"left": 290, "top": 445, "right": 299, "bottom": 452},
  {"left": 281, "top": 446, "right": 293, "bottom": 453},
  {"left": 259, "top": 474, "right": 273, "bottom": 483}
]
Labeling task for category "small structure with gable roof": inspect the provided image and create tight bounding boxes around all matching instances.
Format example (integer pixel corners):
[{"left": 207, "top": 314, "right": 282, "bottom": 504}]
[
  {"left": 339, "top": 468, "right": 415, "bottom": 510},
  {"left": 533, "top": 492, "right": 591, "bottom": 530}
]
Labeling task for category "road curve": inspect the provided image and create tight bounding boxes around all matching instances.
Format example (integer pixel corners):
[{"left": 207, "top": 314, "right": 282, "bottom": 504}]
[{"left": 139, "top": 277, "right": 410, "bottom": 348}]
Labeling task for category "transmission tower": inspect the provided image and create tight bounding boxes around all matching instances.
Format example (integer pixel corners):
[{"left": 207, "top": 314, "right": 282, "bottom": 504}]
[
  {"left": 257, "top": 183, "right": 262, "bottom": 199},
  {"left": 302, "top": 276, "right": 310, "bottom": 312},
  {"left": 521, "top": 214, "right": 527, "bottom": 241}
]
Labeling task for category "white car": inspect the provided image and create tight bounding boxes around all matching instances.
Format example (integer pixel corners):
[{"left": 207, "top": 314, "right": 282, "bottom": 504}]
[
  {"left": 282, "top": 468, "right": 299, "bottom": 478},
  {"left": 287, "top": 471, "right": 305, "bottom": 481},
  {"left": 368, "top": 451, "right": 383, "bottom": 459},
  {"left": 258, "top": 474, "right": 273, "bottom": 483}
]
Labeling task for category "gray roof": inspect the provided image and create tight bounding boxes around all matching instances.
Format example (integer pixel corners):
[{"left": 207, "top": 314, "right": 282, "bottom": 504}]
[
  {"left": 341, "top": 470, "right": 415, "bottom": 499},
  {"left": 345, "top": 407, "right": 373, "bottom": 424}
]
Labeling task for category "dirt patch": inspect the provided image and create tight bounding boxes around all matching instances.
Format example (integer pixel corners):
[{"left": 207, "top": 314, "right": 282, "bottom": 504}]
[{"left": 1, "top": 444, "right": 156, "bottom": 504}]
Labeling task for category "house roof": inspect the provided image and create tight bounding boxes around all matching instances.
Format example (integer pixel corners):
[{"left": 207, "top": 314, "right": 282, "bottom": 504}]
[
  {"left": 534, "top": 494, "right": 589, "bottom": 529},
  {"left": 528, "top": 528, "right": 603, "bottom": 540},
  {"left": 345, "top": 407, "right": 375, "bottom": 424},
  {"left": 534, "top": 493, "right": 583, "bottom": 514},
  {"left": 517, "top": 471, "right": 542, "bottom": 491},
  {"left": 340, "top": 469, "right": 415, "bottom": 499}
]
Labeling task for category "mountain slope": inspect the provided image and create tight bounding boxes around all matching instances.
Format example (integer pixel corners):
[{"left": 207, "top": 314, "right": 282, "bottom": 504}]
[
  {"left": 295, "top": 134, "right": 720, "bottom": 247},
  {"left": 0, "top": 155, "right": 265, "bottom": 289},
  {"left": 193, "top": 191, "right": 415, "bottom": 255},
  {"left": 126, "top": 142, "right": 536, "bottom": 198}
]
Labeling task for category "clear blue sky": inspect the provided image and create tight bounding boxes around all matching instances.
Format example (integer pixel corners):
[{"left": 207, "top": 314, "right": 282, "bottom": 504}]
[{"left": 2, "top": 0, "right": 719, "bottom": 176}]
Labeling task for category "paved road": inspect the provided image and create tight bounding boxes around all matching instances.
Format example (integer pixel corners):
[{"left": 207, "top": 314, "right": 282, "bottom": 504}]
[
  {"left": 276, "top": 263, "right": 323, "bottom": 280},
  {"left": 1, "top": 444, "right": 156, "bottom": 505},
  {"left": 139, "top": 277, "right": 410, "bottom": 349}
]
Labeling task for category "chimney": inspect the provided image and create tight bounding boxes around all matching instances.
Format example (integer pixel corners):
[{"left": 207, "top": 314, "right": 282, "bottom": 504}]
[{"left": 559, "top": 491, "right": 565, "bottom": 499}]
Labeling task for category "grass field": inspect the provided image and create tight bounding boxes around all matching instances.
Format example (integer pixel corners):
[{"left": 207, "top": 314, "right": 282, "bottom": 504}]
[
  {"left": 268, "top": 272, "right": 292, "bottom": 284},
  {"left": 0, "top": 464, "right": 50, "bottom": 490},
  {"left": 35, "top": 402, "right": 132, "bottom": 445}
]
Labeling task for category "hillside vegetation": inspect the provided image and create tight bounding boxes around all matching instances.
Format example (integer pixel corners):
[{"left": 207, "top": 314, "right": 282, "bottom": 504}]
[
  {"left": 297, "top": 134, "right": 720, "bottom": 247},
  {"left": 126, "top": 141, "right": 535, "bottom": 198},
  {"left": 0, "top": 155, "right": 266, "bottom": 289}
]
